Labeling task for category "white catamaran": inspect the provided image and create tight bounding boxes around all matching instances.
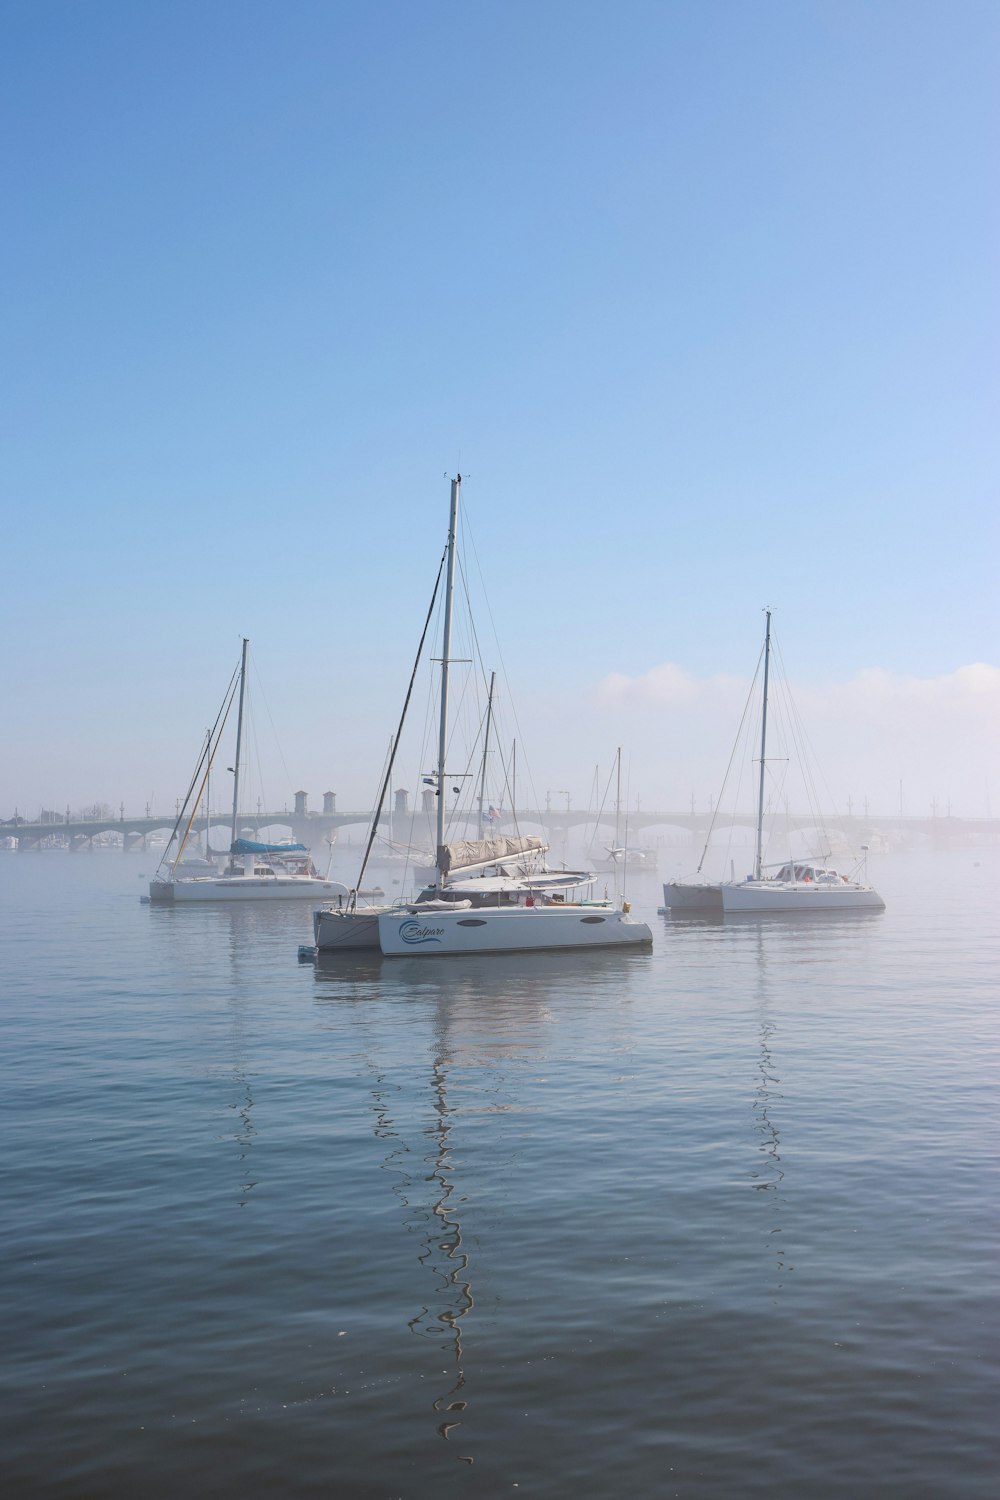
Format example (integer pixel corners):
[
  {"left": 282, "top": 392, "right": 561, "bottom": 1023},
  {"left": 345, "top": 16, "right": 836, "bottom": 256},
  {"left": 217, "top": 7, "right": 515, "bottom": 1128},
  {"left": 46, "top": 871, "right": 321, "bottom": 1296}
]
[
  {"left": 149, "top": 639, "right": 348, "bottom": 904},
  {"left": 376, "top": 475, "right": 652, "bottom": 956}
]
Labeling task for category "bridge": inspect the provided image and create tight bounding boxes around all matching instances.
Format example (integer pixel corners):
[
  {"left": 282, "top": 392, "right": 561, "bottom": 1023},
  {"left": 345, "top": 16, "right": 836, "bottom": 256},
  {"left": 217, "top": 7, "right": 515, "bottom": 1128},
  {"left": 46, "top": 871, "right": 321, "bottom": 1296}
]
[{"left": 5, "top": 806, "right": 998, "bottom": 850}]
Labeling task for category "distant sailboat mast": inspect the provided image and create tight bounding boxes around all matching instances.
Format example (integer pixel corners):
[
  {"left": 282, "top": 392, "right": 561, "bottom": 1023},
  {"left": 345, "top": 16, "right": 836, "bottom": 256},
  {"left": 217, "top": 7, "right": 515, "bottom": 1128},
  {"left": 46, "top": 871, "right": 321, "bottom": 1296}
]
[
  {"left": 476, "top": 670, "right": 497, "bottom": 839},
  {"left": 753, "top": 610, "right": 772, "bottom": 882}
]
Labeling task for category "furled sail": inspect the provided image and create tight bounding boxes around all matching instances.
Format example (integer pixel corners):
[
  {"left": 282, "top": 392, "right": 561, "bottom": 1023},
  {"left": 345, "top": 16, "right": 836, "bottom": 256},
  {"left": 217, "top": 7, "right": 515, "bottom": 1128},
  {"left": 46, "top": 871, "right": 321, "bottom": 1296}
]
[
  {"left": 437, "top": 834, "right": 545, "bottom": 876},
  {"left": 231, "top": 838, "right": 308, "bottom": 855}
]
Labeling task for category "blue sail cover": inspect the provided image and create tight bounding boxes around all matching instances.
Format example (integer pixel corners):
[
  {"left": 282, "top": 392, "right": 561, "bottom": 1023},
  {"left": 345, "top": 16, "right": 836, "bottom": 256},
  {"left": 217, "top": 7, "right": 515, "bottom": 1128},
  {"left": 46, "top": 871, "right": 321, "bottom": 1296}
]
[{"left": 231, "top": 838, "right": 308, "bottom": 855}]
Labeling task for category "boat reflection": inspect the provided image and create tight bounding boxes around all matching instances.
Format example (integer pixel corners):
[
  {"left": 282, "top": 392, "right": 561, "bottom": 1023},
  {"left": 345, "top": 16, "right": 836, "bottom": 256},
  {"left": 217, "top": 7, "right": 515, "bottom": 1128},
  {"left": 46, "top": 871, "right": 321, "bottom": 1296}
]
[
  {"left": 310, "top": 942, "right": 651, "bottom": 1004},
  {"left": 356, "top": 1008, "right": 479, "bottom": 1462},
  {"left": 227, "top": 996, "right": 257, "bottom": 1209},
  {"left": 750, "top": 927, "right": 785, "bottom": 1284},
  {"left": 413, "top": 1045, "right": 474, "bottom": 1456},
  {"left": 309, "top": 943, "right": 651, "bottom": 1460},
  {"left": 662, "top": 907, "right": 886, "bottom": 933}
]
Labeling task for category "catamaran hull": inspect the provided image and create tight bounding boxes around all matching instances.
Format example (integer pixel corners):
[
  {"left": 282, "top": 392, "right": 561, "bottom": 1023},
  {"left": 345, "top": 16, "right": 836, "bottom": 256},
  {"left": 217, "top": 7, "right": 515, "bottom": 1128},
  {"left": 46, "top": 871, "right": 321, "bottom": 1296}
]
[
  {"left": 312, "top": 907, "right": 384, "bottom": 950},
  {"left": 149, "top": 878, "right": 348, "bottom": 903},
  {"left": 377, "top": 906, "right": 653, "bottom": 956},
  {"left": 720, "top": 882, "right": 885, "bottom": 913},
  {"left": 662, "top": 882, "right": 723, "bottom": 912}
]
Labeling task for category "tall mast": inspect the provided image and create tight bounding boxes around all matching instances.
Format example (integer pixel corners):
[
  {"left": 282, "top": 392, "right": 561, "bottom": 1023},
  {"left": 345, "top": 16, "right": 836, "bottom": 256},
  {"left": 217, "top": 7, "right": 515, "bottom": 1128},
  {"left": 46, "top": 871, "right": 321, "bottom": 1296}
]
[
  {"left": 753, "top": 610, "right": 772, "bottom": 881},
  {"left": 436, "top": 476, "right": 460, "bottom": 883},
  {"left": 476, "top": 670, "right": 497, "bottom": 839},
  {"left": 387, "top": 735, "right": 394, "bottom": 847},
  {"left": 204, "top": 728, "right": 212, "bottom": 856},
  {"left": 230, "top": 637, "right": 249, "bottom": 851}
]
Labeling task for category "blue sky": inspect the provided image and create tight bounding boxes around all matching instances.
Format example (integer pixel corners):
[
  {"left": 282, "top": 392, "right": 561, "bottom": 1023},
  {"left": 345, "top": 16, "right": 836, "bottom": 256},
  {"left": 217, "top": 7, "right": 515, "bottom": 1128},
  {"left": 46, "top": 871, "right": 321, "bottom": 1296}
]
[{"left": 1, "top": 0, "right": 996, "bottom": 819}]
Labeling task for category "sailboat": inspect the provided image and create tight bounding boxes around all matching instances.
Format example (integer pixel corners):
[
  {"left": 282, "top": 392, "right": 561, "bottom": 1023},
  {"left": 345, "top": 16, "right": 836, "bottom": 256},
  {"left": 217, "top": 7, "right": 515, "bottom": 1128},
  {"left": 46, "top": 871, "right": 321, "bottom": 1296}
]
[
  {"left": 662, "top": 612, "right": 884, "bottom": 915},
  {"left": 721, "top": 612, "right": 884, "bottom": 912},
  {"left": 587, "top": 751, "right": 658, "bottom": 873},
  {"left": 377, "top": 475, "right": 652, "bottom": 956},
  {"left": 313, "top": 493, "right": 604, "bottom": 953},
  {"left": 149, "top": 639, "right": 348, "bottom": 904}
]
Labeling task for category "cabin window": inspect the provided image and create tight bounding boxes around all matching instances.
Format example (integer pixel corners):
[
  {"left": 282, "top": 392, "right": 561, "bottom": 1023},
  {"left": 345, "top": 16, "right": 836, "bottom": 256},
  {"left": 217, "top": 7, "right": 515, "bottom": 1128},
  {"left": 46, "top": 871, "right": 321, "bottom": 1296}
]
[
  {"left": 457, "top": 918, "right": 487, "bottom": 927},
  {"left": 580, "top": 915, "right": 606, "bottom": 924}
]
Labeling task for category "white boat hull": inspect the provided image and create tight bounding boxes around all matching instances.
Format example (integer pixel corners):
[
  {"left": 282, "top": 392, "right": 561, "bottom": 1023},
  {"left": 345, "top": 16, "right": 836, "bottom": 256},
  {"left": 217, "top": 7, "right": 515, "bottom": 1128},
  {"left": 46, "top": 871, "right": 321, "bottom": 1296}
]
[
  {"left": 720, "top": 880, "right": 885, "bottom": 913},
  {"left": 662, "top": 882, "right": 723, "bottom": 912},
  {"left": 312, "top": 906, "right": 386, "bottom": 950},
  {"left": 150, "top": 877, "right": 349, "bottom": 904},
  {"left": 377, "top": 904, "right": 652, "bottom": 956}
]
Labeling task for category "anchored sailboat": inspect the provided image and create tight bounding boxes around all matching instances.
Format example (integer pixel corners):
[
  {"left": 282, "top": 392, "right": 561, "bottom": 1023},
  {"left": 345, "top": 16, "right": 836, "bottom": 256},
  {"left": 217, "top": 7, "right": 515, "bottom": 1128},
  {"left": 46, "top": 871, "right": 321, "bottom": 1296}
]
[
  {"left": 377, "top": 475, "right": 652, "bottom": 956},
  {"left": 149, "top": 639, "right": 347, "bottom": 904},
  {"left": 721, "top": 611, "right": 884, "bottom": 912},
  {"left": 662, "top": 612, "right": 884, "bottom": 915}
]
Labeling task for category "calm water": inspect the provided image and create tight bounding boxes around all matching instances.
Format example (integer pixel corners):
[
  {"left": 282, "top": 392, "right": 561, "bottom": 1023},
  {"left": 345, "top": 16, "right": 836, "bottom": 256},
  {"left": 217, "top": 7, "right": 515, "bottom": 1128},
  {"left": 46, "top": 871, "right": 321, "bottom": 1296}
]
[{"left": 1, "top": 847, "right": 997, "bottom": 1498}]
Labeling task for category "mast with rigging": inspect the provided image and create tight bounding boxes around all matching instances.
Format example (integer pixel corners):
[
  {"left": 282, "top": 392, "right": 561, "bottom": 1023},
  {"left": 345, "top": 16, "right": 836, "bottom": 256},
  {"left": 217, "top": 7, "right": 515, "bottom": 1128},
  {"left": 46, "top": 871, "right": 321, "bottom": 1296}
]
[
  {"left": 229, "top": 637, "right": 249, "bottom": 856},
  {"left": 753, "top": 609, "right": 772, "bottom": 882},
  {"left": 435, "top": 475, "right": 461, "bottom": 888}
]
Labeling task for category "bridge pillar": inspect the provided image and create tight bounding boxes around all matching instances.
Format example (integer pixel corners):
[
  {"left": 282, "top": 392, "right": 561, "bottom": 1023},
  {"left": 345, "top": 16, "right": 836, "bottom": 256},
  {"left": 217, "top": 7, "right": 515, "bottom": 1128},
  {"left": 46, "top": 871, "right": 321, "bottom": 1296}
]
[{"left": 294, "top": 790, "right": 308, "bottom": 818}]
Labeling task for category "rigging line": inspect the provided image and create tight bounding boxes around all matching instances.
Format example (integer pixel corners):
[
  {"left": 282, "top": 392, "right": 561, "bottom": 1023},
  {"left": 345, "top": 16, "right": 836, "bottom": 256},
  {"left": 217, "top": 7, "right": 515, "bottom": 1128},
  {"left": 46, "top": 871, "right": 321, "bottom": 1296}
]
[
  {"left": 369, "top": 739, "right": 395, "bottom": 847},
  {"left": 159, "top": 666, "right": 241, "bottom": 874},
  {"left": 353, "top": 547, "right": 447, "bottom": 905},
  {"left": 727, "top": 689, "right": 759, "bottom": 875},
  {"left": 772, "top": 633, "right": 840, "bottom": 835},
  {"left": 766, "top": 654, "right": 821, "bottom": 857},
  {"left": 250, "top": 659, "right": 295, "bottom": 800},
  {"left": 583, "top": 764, "right": 602, "bottom": 853},
  {"left": 172, "top": 683, "right": 240, "bottom": 871},
  {"left": 249, "top": 703, "right": 269, "bottom": 830},
  {"left": 585, "top": 758, "right": 619, "bottom": 858},
  {"left": 621, "top": 753, "right": 632, "bottom": 903},
  {"left": 694, "top": 646, "right": 765, "bottom": 874},
  {"left": 459, "top": 501, "right": 543, "bottom": 825}
]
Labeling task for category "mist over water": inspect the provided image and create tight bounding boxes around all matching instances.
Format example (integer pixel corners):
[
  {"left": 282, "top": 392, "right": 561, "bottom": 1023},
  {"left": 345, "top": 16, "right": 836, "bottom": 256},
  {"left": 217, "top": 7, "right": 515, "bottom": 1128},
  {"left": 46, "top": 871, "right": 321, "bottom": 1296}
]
[{"left": 1, "top": 846, "right": 997, "bottom": 1498}]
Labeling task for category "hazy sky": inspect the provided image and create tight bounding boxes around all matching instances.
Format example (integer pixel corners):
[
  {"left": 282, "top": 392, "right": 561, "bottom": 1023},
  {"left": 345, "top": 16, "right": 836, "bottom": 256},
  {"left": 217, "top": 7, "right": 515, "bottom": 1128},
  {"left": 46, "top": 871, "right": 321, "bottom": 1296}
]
[{"left": 1, "top": 0, "right": 996, "bottom": 821}]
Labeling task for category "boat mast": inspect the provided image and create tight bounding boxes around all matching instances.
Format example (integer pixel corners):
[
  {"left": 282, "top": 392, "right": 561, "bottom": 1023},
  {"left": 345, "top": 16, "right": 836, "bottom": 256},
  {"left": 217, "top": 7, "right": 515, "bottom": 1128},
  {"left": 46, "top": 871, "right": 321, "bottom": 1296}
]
[
  {"left": 753, "top": 610, "right": 772, "bottom": 881},
  {"left": 476, "top": 670, "right": 497, "bottom": 839},
  {"left": 230, "top": 637, "right": 249, "bottom": 852},
  {"left": 204, "top": 728, "right": 212, "bottom": 857},
  {"left": 387, "top": 735, "right": 394, "bottom": 848},
  {"left": 436, "top": 476, "right": 460, "bottom": 885}
]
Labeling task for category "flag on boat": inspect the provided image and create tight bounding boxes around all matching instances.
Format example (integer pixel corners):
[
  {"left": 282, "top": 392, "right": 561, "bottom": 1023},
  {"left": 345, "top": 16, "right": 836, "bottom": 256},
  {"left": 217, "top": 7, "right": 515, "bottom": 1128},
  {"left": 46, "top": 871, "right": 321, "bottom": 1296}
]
[{"left": 486, "top": 805, "right": 500, "bottom": 821}]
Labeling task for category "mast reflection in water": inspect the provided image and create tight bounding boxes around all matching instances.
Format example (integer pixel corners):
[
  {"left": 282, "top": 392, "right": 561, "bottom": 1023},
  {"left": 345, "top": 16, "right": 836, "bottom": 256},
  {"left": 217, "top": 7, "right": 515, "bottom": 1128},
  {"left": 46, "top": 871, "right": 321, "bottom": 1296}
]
[{"left": 365, "top": 1024, "right": 475, "bottom": 1464}]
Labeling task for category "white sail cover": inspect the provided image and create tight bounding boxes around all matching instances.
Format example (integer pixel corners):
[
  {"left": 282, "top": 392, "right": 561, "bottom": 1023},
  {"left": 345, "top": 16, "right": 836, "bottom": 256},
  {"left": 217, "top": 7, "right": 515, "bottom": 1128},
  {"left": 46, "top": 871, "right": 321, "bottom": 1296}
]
[{"left": 438, "top": 834, "right": 545, "bottom": 875}]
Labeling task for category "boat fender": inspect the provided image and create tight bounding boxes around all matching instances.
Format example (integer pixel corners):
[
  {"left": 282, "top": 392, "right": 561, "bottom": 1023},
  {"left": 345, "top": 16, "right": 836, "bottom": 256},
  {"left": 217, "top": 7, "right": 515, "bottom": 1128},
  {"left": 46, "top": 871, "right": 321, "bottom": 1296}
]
[
  {"left": 622, "top": 900, "right": 631, "bottom": 914},
  {"left": 525, "top": 895, "right": 534, "bottom": 906}
]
